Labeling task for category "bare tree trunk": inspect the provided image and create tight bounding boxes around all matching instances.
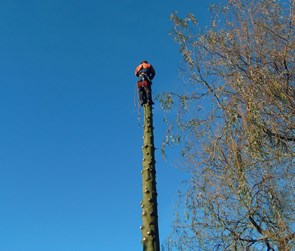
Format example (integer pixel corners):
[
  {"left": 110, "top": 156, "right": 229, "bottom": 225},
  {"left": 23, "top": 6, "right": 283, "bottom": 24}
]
[{"left": 141, "top": 103, "right": 160, "bottom": 251}]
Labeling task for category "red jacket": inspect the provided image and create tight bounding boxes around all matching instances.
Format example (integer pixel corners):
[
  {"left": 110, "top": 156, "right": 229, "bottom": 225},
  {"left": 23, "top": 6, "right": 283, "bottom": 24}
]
[{"left": 135, "top": 62, "right": 156, "bottom": 80}]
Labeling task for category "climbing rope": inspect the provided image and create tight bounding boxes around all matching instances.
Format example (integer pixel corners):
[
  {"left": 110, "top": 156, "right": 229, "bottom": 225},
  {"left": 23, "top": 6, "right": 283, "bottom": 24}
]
[{"left": 134, "top": 85, "right": 141, "bottom": 127}]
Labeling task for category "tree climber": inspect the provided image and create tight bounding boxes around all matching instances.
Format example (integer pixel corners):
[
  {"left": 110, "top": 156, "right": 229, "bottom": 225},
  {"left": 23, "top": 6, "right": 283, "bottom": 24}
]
[{"left": 135, "top": 60, "right": 156, "bottom": 106}]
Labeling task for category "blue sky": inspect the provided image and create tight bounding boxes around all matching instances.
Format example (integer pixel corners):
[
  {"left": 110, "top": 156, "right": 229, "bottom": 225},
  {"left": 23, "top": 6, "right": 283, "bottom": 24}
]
[{"left": 0, "top": 1, "right": 213, "bottom": 250}]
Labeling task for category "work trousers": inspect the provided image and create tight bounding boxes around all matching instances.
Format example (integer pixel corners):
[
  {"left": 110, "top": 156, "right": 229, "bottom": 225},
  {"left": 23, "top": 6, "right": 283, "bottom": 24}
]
[{"left": 138, "top": 84, "right": 152, "bottom": 105}]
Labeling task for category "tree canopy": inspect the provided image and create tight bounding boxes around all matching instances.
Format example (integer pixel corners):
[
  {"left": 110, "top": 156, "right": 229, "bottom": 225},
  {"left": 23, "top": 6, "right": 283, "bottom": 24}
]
[{"left": 161, "top": 0, "right": 295, "bottom": 250}]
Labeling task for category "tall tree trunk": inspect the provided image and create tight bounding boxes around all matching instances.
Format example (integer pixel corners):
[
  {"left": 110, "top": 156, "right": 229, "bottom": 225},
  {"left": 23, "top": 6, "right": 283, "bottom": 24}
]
[{"left": 141, "top": 103, "right": 160, "bottom": 251}]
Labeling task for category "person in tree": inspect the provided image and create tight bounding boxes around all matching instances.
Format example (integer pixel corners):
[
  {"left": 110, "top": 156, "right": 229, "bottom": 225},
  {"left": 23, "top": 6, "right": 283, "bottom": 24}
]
[{"left": 135, "top": 60, "right": 156, "bottom": 106}]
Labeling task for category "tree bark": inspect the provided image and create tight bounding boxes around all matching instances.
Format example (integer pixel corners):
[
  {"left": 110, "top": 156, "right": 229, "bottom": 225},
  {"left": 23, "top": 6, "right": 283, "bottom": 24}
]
[{"left": 141, "top": 103, "right": 160, "bottom": 251}]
